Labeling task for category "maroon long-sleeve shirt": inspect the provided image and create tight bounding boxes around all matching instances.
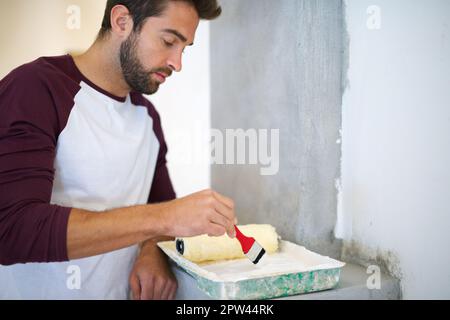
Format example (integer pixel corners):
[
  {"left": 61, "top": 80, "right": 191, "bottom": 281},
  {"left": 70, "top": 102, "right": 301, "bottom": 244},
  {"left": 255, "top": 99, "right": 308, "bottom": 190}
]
[{"left": 0, "top": 55, "right": 176, "bottom": 299}]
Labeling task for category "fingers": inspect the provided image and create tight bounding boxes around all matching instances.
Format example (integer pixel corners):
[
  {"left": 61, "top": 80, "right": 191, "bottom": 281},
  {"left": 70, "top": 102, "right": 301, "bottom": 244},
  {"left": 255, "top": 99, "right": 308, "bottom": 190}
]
[
  {"left": 129, "top": 274, "right": 141, "bottom": 300},
  {"left": 161, "top": 280, "right": 177, "bottom": 300},
  {"left": 141, "top": 278, "right": 163, "bottom": 300},
  {"left": 210, "top": 208, "right": 235, "bottom": 238},
  {"left": 152, "top": 278, "right": 164, "bottom": 300},
  {"left": 136, "top": 275, "right": 176, "bottom": 300},
  {"left": 212, "top": 191, "right": 237, "bottom": 223},
  {"left": 141, "top": 280, "right": 154, "bottom": 300},
  {"left": 213, "top": 192, "right": 236, "bottom": 237},
  {"left": 161, "top": 285, "right": 171, "bottom": 300},
  {"left": 170, "top": 282, "right": 178, "bottom": 300},
  {"left": 147, "top": 278, "right": 176, "bottom": 300},
  {"left": 212, "top": 190, "right": 234, "bottom": 210},
  {"left": 213, "top": 196, "right": 235, "bottom": 223},
  {"left": 171, "top": 189, "right": 238, "bottom": 238},
  {"left": 206, "top": 222, "right": 227, "bottom": 237}
]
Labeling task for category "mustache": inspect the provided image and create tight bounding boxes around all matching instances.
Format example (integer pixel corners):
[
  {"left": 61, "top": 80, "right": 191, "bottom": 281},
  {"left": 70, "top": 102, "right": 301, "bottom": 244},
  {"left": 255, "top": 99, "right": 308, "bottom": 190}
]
[{"left": 150, "top": 68, "right": 173, "bottom": 77}]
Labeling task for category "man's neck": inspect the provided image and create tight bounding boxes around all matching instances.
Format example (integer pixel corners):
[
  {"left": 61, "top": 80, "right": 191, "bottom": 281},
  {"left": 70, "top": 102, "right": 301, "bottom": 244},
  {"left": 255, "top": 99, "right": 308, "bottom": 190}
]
[{"left": 72, "top": 40, "right": 130, "bottom": 99}]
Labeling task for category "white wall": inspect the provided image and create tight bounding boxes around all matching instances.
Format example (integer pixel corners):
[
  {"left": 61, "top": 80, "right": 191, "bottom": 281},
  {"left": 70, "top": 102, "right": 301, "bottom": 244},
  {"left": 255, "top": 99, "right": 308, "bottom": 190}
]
[
  {"left": 149, "top": 21, "right": 211, "bottom": 197},
  {"left": 342, "top": 0, "right": 450, "bottom": 299}
]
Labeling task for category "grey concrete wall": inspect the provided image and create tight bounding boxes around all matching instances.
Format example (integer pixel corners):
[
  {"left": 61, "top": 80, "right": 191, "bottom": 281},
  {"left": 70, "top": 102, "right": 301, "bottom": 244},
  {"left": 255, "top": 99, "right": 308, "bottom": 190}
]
[{"left": 210, "top": 0, "right": 344, "bottom": 258}]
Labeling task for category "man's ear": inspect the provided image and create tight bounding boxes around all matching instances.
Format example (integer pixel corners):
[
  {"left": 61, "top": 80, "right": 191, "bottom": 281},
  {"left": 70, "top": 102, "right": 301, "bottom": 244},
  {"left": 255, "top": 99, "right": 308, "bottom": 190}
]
[{"left": 110, "top": 5, "right": 134, "bottom": 39}]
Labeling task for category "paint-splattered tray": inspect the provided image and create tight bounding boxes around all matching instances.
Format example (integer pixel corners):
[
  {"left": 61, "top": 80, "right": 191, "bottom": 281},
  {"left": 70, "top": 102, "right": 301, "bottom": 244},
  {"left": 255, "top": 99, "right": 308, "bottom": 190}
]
[{"left": 157, "top": 240, "right": 345, "bottom": 300}]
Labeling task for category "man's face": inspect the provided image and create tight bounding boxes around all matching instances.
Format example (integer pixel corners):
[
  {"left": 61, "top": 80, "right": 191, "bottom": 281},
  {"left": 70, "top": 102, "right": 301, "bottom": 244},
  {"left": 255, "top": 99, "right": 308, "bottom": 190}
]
[{"left": 120, "top": 1, "right": 199, "bottom": 95}]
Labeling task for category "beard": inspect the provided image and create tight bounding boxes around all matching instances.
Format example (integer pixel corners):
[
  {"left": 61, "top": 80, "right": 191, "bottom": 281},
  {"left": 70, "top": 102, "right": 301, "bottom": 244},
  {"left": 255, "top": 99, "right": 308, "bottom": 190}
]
[{"left": 119, "top": 32, "right": 170, "bottom": 95}]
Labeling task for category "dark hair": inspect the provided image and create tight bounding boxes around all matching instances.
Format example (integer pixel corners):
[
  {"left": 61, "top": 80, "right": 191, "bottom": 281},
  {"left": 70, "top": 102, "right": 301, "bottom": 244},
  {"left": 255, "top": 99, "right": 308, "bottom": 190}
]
[{"left": 98, "top": 0, "right": 221, "bottom": 38}]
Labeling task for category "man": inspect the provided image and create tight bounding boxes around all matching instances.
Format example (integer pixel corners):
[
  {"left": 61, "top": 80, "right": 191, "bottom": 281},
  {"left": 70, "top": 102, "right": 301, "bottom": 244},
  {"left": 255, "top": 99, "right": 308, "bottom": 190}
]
[{"left": 0, "top": 0, "right": 236, "bottom": 300}]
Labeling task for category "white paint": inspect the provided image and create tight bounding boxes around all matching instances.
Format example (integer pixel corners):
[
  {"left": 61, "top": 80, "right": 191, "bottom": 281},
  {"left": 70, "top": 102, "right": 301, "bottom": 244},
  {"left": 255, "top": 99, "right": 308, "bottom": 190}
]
[
  {"left": 158, "top": 241, "right": 345, "bottom": 283},
  {"left": 342, "top": 0, "right": 450, "bottom": 299},
  {"left": 201, "top": 241, "right": 344, "bottom": 282},
  {"left": 334, "top": 177, "right": 347, "bottom": 239},
  {"left": 150, "top": 21, "right": 211, "bottom": 197}
]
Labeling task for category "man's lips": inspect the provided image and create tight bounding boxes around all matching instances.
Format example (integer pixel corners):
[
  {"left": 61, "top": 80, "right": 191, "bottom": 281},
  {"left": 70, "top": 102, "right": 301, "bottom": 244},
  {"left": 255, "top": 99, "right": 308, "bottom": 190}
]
[{"left": 153, "top": 72, "right": 168, "bottom": 83}]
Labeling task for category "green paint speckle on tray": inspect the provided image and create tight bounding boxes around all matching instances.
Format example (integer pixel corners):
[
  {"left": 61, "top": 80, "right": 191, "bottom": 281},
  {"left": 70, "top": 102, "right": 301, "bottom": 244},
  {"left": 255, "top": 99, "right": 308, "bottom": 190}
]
[
  {"left": 194, "top": 268, "right": 341, "bottom": 300},
  {"left": 157, "top": 240, "right": 345, "bottom": 300}
]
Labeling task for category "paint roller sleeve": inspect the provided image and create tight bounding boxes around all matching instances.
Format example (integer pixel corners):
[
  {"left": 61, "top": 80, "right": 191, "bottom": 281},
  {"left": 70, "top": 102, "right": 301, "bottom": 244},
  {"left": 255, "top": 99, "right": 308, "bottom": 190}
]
[{"left": 175, "top": 224, "right": 279, "bottom": 263}]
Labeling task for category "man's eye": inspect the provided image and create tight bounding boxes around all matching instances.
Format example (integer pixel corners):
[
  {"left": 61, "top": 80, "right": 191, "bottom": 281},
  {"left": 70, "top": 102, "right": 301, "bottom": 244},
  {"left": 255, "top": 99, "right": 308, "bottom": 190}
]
[{"left": 163, "top": 40, "right": 174, "bottom": 47}]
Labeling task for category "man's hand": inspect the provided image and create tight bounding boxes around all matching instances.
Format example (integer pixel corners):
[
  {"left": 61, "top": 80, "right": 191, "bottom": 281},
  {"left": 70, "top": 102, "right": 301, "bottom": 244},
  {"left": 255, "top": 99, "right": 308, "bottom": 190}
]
[
  {"left": 163, "top": 189, "right": 237, "bottom": 239},
  {"left": 129, "top": 240, "right": 177, "bottom": 300},
  {"left": 129, "top": 189, "right": 236, "bottom": 300}
]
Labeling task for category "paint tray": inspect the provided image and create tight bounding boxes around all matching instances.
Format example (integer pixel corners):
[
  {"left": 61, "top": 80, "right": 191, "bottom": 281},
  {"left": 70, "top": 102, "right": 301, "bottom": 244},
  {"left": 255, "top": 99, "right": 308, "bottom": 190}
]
[{"left": 157, "top": 240, "right": 345, "bottom": 300}]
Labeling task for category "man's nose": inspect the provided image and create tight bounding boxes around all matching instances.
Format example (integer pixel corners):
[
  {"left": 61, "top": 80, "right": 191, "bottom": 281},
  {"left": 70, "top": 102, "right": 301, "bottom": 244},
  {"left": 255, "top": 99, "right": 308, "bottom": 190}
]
[{"left": 167, "top": 50, "right": 183, "bottom": 73}]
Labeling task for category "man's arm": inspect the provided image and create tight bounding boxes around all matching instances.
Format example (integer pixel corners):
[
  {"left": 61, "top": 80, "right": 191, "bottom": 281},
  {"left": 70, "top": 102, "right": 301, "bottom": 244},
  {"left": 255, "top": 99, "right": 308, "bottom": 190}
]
[
  {"left": 66, "top": 189, "right": 236, "bottom": 261},
  {"left": 67, "top": 205, "right": 166, "bottom": 260}
]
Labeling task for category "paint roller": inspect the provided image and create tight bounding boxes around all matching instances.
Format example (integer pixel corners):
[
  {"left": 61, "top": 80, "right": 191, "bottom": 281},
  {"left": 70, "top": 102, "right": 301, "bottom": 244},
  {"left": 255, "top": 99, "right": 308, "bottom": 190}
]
[{"left": 175, "top": 224, "right": 279, "bottom": 263}]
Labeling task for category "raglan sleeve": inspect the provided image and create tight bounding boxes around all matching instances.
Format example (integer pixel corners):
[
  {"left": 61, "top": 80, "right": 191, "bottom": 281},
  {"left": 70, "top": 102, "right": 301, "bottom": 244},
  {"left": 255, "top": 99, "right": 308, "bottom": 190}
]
[
  {"left": 147, "top": 107, "right": 176, "bottom": 204},
  {"left": 0, "top": 67, "right": 72, "bottom": 265}
]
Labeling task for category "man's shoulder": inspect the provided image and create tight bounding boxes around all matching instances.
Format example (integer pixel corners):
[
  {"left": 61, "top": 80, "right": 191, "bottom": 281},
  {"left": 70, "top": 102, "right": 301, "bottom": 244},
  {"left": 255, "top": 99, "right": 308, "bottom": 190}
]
[
  {"left": 1, "top": 55, "right": 75, "bottom": 89},
  {"left": 0, "top": 56, "right": 81, "bottom": 124}
]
